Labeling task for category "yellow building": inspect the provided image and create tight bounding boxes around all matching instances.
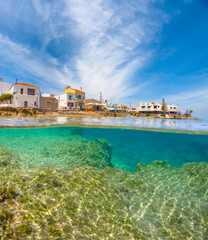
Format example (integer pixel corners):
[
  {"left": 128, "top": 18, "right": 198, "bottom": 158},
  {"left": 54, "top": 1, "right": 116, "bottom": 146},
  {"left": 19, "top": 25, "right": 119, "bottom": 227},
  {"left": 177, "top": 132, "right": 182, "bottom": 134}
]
[{"left": 64, "top": 87, "right": 85, "bottom": 109}]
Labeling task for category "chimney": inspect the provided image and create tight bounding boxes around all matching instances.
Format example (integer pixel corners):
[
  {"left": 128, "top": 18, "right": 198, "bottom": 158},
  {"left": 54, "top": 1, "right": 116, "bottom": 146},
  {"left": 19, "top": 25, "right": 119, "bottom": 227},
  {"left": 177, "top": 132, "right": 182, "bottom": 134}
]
[
  {"left": 15, "top": 79, "right": 18, "bottom": 84},
  {"left": 0, "top": 77, "right": 2, "bottom": 82},
  {"left": 80, "top": 87, "right": 82, "bottom": 91}
]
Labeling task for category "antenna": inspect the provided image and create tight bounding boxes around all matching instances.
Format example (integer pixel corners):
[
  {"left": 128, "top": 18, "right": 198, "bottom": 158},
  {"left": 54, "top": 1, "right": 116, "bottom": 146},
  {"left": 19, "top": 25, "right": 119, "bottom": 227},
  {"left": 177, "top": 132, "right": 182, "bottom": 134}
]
[{"left": 100, "top": 92, "right": 102, "bottom": 102}]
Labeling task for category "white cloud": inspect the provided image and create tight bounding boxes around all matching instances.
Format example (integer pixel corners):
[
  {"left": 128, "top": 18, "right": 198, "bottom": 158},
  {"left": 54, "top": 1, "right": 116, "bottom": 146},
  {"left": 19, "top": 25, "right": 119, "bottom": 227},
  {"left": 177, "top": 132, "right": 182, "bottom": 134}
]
[
  {"left": 163, "top": 87, "right": 208, "bottom": 119},
  {"left": 0, "top": 33, "right": 73, "bottom": 91},
  {"left": 0, "top": 0, "right": 168, "bottom": 100},
  {"left": 63, "top": 0, "right": 167, "bottom": 101}
]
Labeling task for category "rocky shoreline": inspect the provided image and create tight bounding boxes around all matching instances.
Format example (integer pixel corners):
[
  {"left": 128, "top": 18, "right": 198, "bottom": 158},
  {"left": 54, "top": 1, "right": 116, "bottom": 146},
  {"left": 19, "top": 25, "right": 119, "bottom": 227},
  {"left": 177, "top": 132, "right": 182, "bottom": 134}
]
[{"left": 0, "top": 107, "right": 199, "bottom": 120}]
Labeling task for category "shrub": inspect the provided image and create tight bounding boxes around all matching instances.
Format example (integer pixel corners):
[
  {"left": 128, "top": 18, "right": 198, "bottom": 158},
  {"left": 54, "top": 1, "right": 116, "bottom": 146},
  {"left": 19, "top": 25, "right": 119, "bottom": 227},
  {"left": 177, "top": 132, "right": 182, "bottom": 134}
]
[{"left": 0, "top": 94, "right": 13, "bottom": 103}]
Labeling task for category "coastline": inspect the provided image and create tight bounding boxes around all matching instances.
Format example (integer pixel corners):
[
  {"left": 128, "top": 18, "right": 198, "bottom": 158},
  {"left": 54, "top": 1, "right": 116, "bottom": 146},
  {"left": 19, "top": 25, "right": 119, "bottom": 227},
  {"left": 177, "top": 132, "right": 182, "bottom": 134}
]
[
  {"left": 0, "top": 107, "right": 199, "bottom": 120},
  {"left": 0, "top": 122, "right": 208, "bottom": 135}
]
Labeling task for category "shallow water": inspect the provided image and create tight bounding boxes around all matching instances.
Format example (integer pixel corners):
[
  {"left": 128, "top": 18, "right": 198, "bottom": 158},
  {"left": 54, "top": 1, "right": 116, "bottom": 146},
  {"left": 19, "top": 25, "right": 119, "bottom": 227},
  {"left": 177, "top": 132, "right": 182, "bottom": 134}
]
[
  {"left": 0, "top": 126, "right": 208, "bottom": 239},
  {"left": 0, "top": 127, "right": 208, "bottom": 170}
]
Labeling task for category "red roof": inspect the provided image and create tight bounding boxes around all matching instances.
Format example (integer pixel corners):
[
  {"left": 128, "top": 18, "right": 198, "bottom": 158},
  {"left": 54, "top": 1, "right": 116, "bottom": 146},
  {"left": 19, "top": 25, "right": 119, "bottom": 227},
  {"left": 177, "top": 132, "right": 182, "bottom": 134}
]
[{"left": 14, "top": 83, "right": 40, "bottom": 88}]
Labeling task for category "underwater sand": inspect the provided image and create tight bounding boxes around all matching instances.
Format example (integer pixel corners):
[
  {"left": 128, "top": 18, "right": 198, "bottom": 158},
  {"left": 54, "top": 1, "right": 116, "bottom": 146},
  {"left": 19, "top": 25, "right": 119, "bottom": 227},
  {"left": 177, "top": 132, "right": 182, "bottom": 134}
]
[{"left": 0, "top": 126, "right": 208, "bottom": 239}]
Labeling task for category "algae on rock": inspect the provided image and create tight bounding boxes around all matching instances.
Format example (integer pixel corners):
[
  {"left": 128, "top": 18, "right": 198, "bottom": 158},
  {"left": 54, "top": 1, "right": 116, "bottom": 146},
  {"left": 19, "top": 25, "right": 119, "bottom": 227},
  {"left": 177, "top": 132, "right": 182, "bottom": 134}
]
[{"left": 0, "top": 145, "right": 207, "bottom": 239}]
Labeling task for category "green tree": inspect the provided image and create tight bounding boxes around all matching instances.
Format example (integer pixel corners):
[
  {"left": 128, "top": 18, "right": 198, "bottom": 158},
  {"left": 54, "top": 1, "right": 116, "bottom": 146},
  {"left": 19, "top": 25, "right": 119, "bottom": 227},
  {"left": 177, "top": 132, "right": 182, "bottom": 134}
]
[
  {"left": 185, "top": 109, "right": 193, "bottom": 116},
  {"left": 0, "top": 94, "right": 13, "bottom": 103}
]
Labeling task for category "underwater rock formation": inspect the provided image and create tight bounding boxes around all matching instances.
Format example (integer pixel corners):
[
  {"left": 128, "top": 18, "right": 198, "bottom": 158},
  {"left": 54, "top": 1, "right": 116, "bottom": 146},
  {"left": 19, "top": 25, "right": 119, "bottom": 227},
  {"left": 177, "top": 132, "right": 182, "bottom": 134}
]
[
  {"left": 52, "top": 138, "right": 112, "bottom": 169},
  {"left": 0, "top": 166, "right": 134, "bottom": 239},
  {"left": 0, "top": 146, "right": 207, "bottom": 239},
  {"left": 0, "top": 147, "right": 21, "bottom": 169},
  {"left": 0, "top": 137, "right": 112, "bottom": 170}
]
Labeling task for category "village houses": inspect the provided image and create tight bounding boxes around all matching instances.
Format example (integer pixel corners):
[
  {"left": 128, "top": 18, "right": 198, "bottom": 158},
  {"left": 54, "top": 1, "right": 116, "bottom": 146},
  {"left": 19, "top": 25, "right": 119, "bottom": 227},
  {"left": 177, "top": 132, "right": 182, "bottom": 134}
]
[
  {"left": 0, "top": 77, "right": 180, "bottom": 114},
  {"left": 136, "top": 102, "right": 178, "bottom": 114}
]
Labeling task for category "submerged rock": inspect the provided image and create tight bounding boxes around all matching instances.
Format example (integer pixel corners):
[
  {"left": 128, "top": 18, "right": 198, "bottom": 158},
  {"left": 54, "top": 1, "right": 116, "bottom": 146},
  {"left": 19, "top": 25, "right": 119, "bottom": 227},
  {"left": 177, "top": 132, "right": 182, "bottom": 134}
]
[
  {"left": 0, "top": 166, "right": 134, "bottom": 239},
  {"left": 0, "top": 147, "right": 207, "bottom": 239},
  {"left": 54, "top": 138, "right": 112, "bottom": 169},
  {"left": 0, "top": 137, "right": 113, "bottom": 170},
  {"left": 0, "top": 147, "right": 21, "bottom": 169}
]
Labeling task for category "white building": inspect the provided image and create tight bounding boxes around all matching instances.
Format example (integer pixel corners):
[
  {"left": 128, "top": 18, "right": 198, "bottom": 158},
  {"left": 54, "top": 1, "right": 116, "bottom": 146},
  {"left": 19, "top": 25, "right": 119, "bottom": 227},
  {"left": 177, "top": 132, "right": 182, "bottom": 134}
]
[
  {"left": 55, "top": 87, "right": 85, "bottom": 110},
  {"left": 9, "top": 81, "right": 40, "bottom": 108},
  {"left": 138, "top": 102, "right": 178, "bottom": 114},
  {"left": 0, "top": 77, "right": 11, "bottom": 95},
  {"left": 103, "top": 102, "right": 118, "bottom": 111},
  {"left": 55, "top": 92, "right": 77, "bottom": 110}
]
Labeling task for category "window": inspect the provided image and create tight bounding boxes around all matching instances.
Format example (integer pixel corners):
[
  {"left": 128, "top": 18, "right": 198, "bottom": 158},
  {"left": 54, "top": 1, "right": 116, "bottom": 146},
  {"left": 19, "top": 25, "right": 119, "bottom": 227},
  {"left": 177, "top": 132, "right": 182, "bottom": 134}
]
[
  {"left": 141, "top": 106, "right": 145, "bottom": 108},
  {"left": 24, "top": 101, "right": 28, "bottom": 107},
  {"left": 27, "top": 88, "right": 35, "bottom": 95},
  {"left": 174, "top": 107, "right": 176, "bottom": 109},
  {"left": 21, "top": 88, "right": 23, "bottom": 94},
  {"left": 147, "top": 106, "right": 151, "bottom": 108},
  {"left": 77, "top": 95, "right": 82, "bottom": 100},
  {"left": 69, "top": 95, "right": 72, "bottom": 100},
  {"left": 170, "top": 107, "right": 172, "bottom": 109},
  {"left": 34, "top": 101, "right": 37, "bottom": 107},
  {"left": 154, "top": 106, "right": 157, "bottom": 109}
]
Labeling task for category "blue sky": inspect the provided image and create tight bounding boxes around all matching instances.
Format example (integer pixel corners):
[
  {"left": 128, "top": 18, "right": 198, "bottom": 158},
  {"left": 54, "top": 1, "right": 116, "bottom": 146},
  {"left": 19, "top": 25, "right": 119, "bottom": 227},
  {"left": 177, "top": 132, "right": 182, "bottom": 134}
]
[{"left": 0, "top": 0, "right": 207, "bottom": 118}]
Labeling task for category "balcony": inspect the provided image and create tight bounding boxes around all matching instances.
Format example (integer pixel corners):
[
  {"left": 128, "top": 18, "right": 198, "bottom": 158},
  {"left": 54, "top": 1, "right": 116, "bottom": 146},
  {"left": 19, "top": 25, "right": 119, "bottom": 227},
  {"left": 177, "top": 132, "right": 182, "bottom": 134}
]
[{"left": 13, "top": 91, "right": 39, "bottom": 96}]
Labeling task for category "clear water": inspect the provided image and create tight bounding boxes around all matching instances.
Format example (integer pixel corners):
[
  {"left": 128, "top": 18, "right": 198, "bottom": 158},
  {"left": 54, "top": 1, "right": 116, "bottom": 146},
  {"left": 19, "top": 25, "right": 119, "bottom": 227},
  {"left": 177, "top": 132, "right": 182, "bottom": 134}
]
[
  {"left": 0, "top": 127, "right": 208, "bottom": 170},
  {"left": 0, "top": 125, "right": 208, "bottom": 239}
]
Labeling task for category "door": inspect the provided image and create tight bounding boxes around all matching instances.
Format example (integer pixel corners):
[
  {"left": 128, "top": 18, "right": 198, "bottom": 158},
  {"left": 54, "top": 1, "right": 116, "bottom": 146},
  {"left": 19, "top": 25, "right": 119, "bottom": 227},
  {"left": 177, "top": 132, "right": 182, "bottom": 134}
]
[
  {"left": 24, "top": 101, "right": 28, "bottom": 107},
  {"left": 47, "top": 102, "right": 51, "bottom": 109}
]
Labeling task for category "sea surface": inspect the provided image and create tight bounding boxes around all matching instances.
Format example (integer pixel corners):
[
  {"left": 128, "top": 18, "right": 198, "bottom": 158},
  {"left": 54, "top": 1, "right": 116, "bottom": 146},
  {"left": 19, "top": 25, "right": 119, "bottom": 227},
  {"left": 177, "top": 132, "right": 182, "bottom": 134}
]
[
  {"left": 0, "top": 116, "right": 208, "bottom": 132},
  {"left": 0, "top": 117, "right": 208, "bottom": 239}
]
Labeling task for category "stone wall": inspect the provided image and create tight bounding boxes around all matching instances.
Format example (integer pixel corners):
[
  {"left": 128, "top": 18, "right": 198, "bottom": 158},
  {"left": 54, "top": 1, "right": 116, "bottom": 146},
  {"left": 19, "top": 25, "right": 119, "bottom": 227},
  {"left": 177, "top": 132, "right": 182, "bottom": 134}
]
[{"left": 40, "top": 96, "right": 58, "bottom": 110}]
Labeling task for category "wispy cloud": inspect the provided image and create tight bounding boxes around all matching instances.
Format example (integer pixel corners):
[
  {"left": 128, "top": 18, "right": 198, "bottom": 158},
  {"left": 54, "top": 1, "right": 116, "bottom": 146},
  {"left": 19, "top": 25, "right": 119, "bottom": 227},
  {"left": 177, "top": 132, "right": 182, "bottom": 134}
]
[
  {"left": 0, "top": 33, "right": 73, "bottom": 91},
  {"left": 63, "top": 0, "right": 168, "bottom": 100},
  {"left": 0, "top": 0, "right": 168, "bottom": 99},
  {"left": 163, "top": 87, "right": 208, "bottom": 119}
]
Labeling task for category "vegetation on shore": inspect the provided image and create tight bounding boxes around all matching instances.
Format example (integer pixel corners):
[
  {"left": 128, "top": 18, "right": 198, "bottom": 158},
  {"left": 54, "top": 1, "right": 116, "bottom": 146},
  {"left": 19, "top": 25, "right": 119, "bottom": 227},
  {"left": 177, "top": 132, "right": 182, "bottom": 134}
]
[{"left": 0, "top": 94, "right": 13, "bottom": 103}]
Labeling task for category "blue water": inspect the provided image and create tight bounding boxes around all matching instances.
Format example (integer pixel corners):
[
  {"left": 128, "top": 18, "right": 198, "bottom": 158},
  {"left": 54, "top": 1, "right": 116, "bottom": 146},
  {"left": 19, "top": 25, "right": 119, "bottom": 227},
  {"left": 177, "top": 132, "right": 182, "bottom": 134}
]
[
  {"left": 0, "top": 125, "right": 208, "bottom": 239},
  {"left": 0, "top": 126, "right": 207, "bottom": 170}
]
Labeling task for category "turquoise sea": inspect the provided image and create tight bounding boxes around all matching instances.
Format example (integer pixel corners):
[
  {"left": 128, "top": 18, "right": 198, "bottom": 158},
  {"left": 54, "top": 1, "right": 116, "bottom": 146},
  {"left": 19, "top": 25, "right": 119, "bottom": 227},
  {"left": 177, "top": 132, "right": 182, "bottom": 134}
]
[{"left": 0, "top": 117, "right": 208, "bottom": 239}]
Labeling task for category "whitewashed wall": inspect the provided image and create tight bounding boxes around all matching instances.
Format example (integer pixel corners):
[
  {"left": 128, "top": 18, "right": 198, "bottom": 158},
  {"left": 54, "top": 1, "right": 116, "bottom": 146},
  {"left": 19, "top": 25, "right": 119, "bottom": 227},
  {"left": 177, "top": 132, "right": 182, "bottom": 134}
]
[{"left": 9, "top": 84, "right": 40, "bottom": 108}]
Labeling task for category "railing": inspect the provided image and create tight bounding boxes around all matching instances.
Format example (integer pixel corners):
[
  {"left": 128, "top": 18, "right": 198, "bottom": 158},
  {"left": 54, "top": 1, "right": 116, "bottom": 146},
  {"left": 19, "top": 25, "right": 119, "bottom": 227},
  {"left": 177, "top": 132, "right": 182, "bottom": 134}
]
[{"left": 13, "top": 91, "right": 39, "bottom": 96}]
